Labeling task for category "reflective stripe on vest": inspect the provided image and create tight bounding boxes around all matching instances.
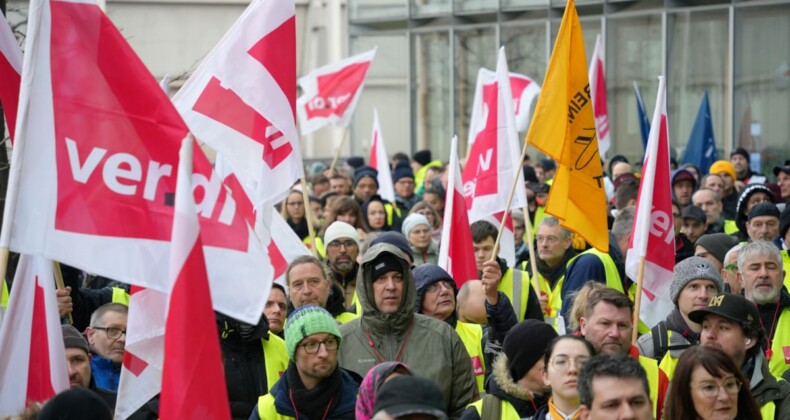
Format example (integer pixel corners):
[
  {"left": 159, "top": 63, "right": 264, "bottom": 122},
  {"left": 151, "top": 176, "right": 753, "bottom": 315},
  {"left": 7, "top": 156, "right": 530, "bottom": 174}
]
[
  {"left": 111, "top": 287, "right": 130, "bottom": 305},
  {"left": 638, "top": 355, "right": 660, "bottom": 419},
  {"left": 553, "top": 249, "right": 623, "bottom": 322},
  {"left": 768, "top": 308, "right": 790, "bottom": 379},
  {"left": 657, "top": 337, "right": 680, "bottom": 382},
  {"left": 456, "top": 321, "right": 486, "bottom": 393},
  {"left": 352, "top": 291, "right": 362, "bottom": 316},
  {"left": 760, "top": 400, "right": 777, "bottom": 420},
  {"left": 499, "top": 268, "right": 529, "bottom": 322},
  {"left": 261, "top": 334, "right": 289, "bottom": 393},
  {"left": 257, "top": 393, "right": 294, "bottom": 419},
  {"left": 384, "top": 202, "right": 400, "bottom": 226},
  {"left": 468, "top": 397, "right": 521, "bottom": 420}
]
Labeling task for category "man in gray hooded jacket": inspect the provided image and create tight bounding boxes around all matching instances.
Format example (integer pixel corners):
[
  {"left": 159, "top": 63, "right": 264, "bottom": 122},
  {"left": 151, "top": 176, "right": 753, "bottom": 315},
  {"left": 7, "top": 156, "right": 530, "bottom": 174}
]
[{"left": 338, "top": 243, "right": 478, "bottom": 419}]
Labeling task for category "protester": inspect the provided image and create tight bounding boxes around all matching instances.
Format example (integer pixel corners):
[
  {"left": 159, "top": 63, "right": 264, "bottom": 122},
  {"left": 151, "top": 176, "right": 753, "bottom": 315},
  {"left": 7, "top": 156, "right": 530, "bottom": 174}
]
[
  {"left": 61, "top": 325, "right": 117, "bottom": 409},
  {"left": 373, "top": 376, "right": 449, "bottom": 420},
  {"left": 84, "top": 303, "right": 127, "bottom": 392},
  {"left": 410, "top": 201, "right": 443, "bottom": 243},
  {"left": 694, "top": 232, "right": 740, "bottom": 271},
  {"left": 710, "top": 160, "right": 739, "bottom": 217},
  {"left": 702, "top": 173, "right": 726, "bottom": 197},
  {"left": 412, "top": 149, "right": 443, "bottom": 196},
  {"left": 355, "top": 362, "right": 414, "bottom": 420},
  {"left": 664, "top": 346, "right": 762, "bottom": 420},
  {"left": 329, "top": 173, "right": 353, "bottom": 196},
  {"left": 37, "top": 387, "right": 113, "bottom": 420},
  {"left": 392, "top": 161, "right": 419, "bottom": 213},
  {"left": 576, "top": 353, "right": 653, "bottom": 420},
  {"left": 721, "top": 244, "right": 744, "bottom": 294},
  {"left": 682, "top": 205, "right": 708, "bottom": 244},
  {"left": 532, "top": 216, "right": 576, "bottom": 322},
  {"left": 362, "top": 195, "right": 393, "bottom": 233},
  {"left": 690, "top": 292, "right": 790, "bottom": 418},
  {"left": 402, "top": 213, "right": 438, "bottom": 266},
  {"left": 285, "top": 255, "right": 357, "bottom": 323},
  {"left": 672, "top": 168, "right": 697, "bottom": 207},
  {"left": 250, "top": 305, "right": 359, "bottom": 420},
  {"left": 745, "top": 203, "right": 781, "bottom": 243},
  {"left": 775, "top": 164, "right": 790, "bottom": 203},
  {"left": 422, "top": 183, "right": 446, "bottom": 217},
  {"left": 533, "top": 335, "right": 596, "bottom": 419},
  {"left": 323, "top": 221, "right": 362, "bottom": 309},
  {"left": 734, "top": 184, "right": 777, "bottom": 240},
  {"left": 263, "top": 283, "right": 287, "bottom": 337},
  {"left": 338, "top": 243, "right": 477, "bottom": 418},
  {"left": 693, "top": 188, "right": 727, "bottom": 234},
  {"left": 673, "top": 199, "right": 695, "bottom": 262},
  {"left": 636, "top": 256, "right": 723, "bottom": 379},
  {"left": 732, "top": 147, "right": 763, "bottom": 184},
  {"left": 353, "top": 165, "right": 402, "bottom": 231},
  {"left": 320, "top": 196, "right": 367, "bottom": 251},
  {"left": 461, "top": 319, "right": 558, "bottom": 420},
  {"left": 280, "top": 189, "right": 312, "bottom": 241}
]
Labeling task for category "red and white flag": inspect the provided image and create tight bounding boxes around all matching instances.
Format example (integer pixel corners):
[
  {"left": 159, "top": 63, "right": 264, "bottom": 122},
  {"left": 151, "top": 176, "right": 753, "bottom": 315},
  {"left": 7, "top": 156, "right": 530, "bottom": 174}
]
[
  {"left": 115, "top": 286, "right": 166, "bottom": 420},
  {"left": 160, "top": 137, "right": 230, "bottom": 419},
  {"left": 297, "top": 48, "right": 377, "bottom": 135},
  {"left": 0, "top": 254, "right": 69, "bottom": 415},
  {"left": 485, "top": 212, "right": 516, "bottom": 267},
  {"left": 369, "top": 108, "right": 395, "bottom": 203},
  {"left": 462, "top": 47, "right": 527, "bottom": 222},
  {"left": 438, "top": 136, "right": 478, "bottom": 288},
  {"left": 625, "top": 76, "right": 674, "bottom": 328},
  {"left": 0, "top": 11, "right": 21, "bottom": 141},
  {"left": 511, "top": 74, "right": 541, "bottom": 133},
  {"left": 589, "top": 34, "right": 610, "bottom": 158},
  {"left": 173, "top": 0, "right": 302, "bottom": 207},
  {"left": 0, "top": 0, "right": 271, "bottom": 324}
]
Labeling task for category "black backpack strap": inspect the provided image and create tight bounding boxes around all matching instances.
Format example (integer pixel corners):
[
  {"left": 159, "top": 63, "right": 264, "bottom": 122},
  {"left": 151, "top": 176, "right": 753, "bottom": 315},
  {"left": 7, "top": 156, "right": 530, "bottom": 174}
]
[{"left": 651, "top": 321, "right": 669, "bottom": 361}]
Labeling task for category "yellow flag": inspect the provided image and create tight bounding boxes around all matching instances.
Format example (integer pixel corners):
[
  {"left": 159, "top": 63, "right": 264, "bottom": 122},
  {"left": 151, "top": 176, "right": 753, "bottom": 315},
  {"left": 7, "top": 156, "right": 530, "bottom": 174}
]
[{"left": 525, "top": 0, "right": 608, "bottom": 252}]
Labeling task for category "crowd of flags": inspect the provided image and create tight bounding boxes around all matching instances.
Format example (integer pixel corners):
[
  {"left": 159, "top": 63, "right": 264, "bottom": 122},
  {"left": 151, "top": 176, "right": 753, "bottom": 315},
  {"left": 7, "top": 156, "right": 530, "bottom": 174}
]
[{"left": 0, "top": 0, "right": 727, "bottom": 416}]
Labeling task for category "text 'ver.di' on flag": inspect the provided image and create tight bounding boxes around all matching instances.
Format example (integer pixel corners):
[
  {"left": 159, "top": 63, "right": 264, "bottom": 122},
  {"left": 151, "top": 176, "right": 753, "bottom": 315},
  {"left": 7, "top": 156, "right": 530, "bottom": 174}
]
[
  {"left": 0, "top": 255, "right": 69, "bottom": 416},
  {"left": 525, "top": 0, "right": 608, "bottom": 252}
]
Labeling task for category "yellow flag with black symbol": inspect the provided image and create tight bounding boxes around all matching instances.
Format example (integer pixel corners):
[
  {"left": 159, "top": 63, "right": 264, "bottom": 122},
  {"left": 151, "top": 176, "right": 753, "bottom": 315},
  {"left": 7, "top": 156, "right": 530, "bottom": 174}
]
[{"left": 525, "top": 0, "right": 608, "bottom": 252}]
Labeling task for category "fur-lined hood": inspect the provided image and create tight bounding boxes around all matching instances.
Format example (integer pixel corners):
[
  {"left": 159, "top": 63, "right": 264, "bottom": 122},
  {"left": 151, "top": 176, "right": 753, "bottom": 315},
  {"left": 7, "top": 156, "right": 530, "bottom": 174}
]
[{"left": 491, "top": 353, "right": 535, "bottom": 401}]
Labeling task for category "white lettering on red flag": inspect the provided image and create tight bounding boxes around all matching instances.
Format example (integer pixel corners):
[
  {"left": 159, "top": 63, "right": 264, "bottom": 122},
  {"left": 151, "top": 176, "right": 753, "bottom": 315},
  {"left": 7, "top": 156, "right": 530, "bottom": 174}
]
[
  {"left": 173, "top": 0, "right": 301, "bottom": 207},
  {"left": 0, "top": 11, "right": 21, "bottom": 142},
  {"left": 296, "top": 48, "right": 377, "bottom": 135},
  {"left": 1, "top": 0, "right": 271, "bottom": 324},
  {"left": 626, "top": 76, "right": 675, "bottom": 328}
]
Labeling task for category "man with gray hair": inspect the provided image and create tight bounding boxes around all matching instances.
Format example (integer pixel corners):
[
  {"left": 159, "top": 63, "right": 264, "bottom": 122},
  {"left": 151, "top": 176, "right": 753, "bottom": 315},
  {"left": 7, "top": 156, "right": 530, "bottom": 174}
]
[
  {"left": 285, "top": 255, "right": 358, "bottom": 324},
  {"left": 721, "top": 243, "right": 744, "bottom": 294},
  {"left": 737, "top": 240, "right": 790, "bottom": 379},
  {"left": 561, "top": 207, "right": 634, "bottom": 321},
  {"left": 692, "top": 188, "right": 726, "bottom": 234},
  {"left": 533, "top": 216, "right": 576, "bottom": 322}
]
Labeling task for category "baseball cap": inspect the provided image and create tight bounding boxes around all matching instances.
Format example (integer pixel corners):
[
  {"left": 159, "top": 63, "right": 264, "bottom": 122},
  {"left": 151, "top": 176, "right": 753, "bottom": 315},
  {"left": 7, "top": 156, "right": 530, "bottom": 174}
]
[
  {"left": 682, "top": 205, "right": 706, "bottom": 223},
  {"left": 373, "top": 375, "right": 448, "bottom": 420},
  {"left": 688, "top": 293, "right": 760, "bottom": 329}
]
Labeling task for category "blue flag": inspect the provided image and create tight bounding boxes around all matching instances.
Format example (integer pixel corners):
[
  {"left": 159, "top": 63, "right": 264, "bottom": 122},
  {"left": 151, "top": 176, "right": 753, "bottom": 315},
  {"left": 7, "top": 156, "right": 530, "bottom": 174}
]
[
  {"left": 633, "top": 81, "right": 650, "bottom": 153},
  {"left": 681, "top": 92, "right": 717, "bottom": 174}
]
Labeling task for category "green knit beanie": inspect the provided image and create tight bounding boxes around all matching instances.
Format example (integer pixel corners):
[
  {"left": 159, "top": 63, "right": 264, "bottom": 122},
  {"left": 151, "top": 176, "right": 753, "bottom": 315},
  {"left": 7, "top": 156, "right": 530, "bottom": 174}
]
[{"left": 285, "top": 305, "right": 342, "bottom": 359}]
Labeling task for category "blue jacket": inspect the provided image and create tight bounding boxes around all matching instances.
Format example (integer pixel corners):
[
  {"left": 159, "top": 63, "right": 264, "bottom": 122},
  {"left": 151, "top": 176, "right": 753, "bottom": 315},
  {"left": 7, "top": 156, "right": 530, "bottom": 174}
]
[
  {"left": 560, "top": 233, "right": 626, "bottom": 320},
  {"left": 248, "top": 367, "right": 358, "bottom": 420},
  {"left": 91, "top": 354, "right": 121, "bottom": 391}
]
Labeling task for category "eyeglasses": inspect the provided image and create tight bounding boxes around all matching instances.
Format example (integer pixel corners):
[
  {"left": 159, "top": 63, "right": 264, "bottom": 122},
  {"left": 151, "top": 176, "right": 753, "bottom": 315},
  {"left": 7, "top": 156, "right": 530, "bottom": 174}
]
[
  {"left": 549, "top": 355, "right": 590, "bottom": 371},
  {"left": 724, "top": 262, "right": 738, "bottom": 272},
  {"left": 93, "top": 327, "right": 126, "bottom": 340},
  {"left": 695, "top": 378, "right": 741, "bottom": 398},
  {"left": 299, "top": 338, "right": 339, "bottom": 354},
  {"left": 537, "top": 235, "right": 559, "bottom": 244},
  {"left": 327, "top": 240, "right": 357, "bottom": 250}
]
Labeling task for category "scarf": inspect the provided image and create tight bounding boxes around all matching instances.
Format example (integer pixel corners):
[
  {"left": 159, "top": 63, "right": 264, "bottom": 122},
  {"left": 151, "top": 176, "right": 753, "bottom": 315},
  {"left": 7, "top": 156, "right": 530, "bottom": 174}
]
[
  {"left": 355, "top": 362, "right": 413, "bottom": 420},
  {"left": 535, "top": 248, "right": 576, "bottom": 285},
  {"left": 547, "top": 397, "right": 581, "bottom": 420},
  {"left": 286, "top": 361, "right": 342, "bottom": 420},
  {"left": 664, "top": 308, "right": 700, "bottom": 344}
]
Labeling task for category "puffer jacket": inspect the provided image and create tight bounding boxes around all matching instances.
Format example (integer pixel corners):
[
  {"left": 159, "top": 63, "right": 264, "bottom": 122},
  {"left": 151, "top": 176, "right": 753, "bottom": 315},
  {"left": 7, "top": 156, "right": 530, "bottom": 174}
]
[{"left": 338, "top": 243, "right": 478, "bottom": 419}]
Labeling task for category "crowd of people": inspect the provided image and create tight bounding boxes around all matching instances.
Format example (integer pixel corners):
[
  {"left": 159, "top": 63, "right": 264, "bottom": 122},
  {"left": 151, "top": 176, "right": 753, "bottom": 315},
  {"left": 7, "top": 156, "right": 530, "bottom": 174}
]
[{"left": 15, "top": 147, "right": 790, "bottom": 419}]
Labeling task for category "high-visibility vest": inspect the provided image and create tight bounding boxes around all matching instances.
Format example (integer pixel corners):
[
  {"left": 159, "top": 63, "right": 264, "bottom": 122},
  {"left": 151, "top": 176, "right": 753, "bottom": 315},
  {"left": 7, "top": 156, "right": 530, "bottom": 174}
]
[
  {"left": 723, "top": 219, "right": 738, "bottom": 235},
  {"left": 638, "top": 355, "right": 661, "bottom": 419},
  {"left": 414, "top": 159, "right": 443, "bottom": 195},
  {"left": 467, "top": 396, "right": 521, "bottom": 420},
  {"left": 1, "top": 280, "right": 8, "bottom": 309},
  {"left": 767, "top": 308, "right": 790, "bottom": 379},
  {"left": 111, "top": 287, "right": 130, "bottom": 305},
  {"left": 499, "top": 268, "right": 530, "bottom": 322},
  {"left": 782, "top": 249, "right": 790, "bottom": 295},
  {"left": 760, "top": 401, "right": 777, "bottom": 419},
  {"left": 303, "top": 236, "right": 325, "bottom": 260},
  {"left": 657, "top": 333, "right": 680, "bottom": 381},
  {"left": 455, "top": 321, "right": 486, "bottom": 393},
  {"left": 531, "top": 205, "right": 547, "bottom": 233},
  {"left": 554, "top": 249, "right": 623, "bottom": 318},
  {"left": 261, "top": 334, "right": 289, "bottom": 392},
  {"left": 383, "top": 202, "right": 400, "bottom": 227},
  {"left": 256, "top": 394, "right": 295, "bottom": 420},
  {"left": 335, "top": 311, "right": 359, "bottom": 324}
]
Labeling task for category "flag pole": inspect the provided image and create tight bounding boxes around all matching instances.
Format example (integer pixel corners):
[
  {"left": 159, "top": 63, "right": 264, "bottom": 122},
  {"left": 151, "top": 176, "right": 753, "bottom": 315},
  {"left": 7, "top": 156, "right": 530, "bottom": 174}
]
[
  {"left": 52, "top": 261, "right": 74, "bottom": 325},
  {"left": 631, "top": 256, "right": 646, "bottom": 344},
  {"left": 522, "top": 204, "right": 542, "bottom": 310},
  {"left": 328, "top": 128, "right": 350, "bottom": 175},
  {"left": 299, "top": 178, "right": 319, "bottom": 258}
]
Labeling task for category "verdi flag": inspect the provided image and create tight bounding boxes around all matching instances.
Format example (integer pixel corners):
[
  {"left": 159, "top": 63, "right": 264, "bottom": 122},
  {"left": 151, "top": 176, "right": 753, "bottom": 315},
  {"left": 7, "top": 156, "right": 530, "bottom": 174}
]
[
  {"left": 524, "top": 0, "right": 608, "bottom": 252},
  {"left": 681, "top": 91, "right": 717, "bottom": 174},
  {"left": 369, "top": 108, "right": 395, "bottom": 203},
  {"left": 588, "top": 34, "right": 610, "bottom": 158},
  {"left": 634, "top": 82, "right": 651, "bottom": 153},
  {"left": 0, "top": 11, "right": 21, "bottom": 141}
]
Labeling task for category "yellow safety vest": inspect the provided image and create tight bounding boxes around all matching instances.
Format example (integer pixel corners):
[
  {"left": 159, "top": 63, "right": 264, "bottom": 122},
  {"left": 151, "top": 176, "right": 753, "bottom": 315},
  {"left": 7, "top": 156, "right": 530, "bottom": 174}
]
[
  {"left": 384, "top": 202, "right": 400, "bottom": 227},
  {"left": 767, "top": 309, "right": 790, "bottom": 379},
  {"left": 553, "top": 249, "right": 623, "bottom": 323},
  {"left": 468, "top": 396, "right": 521, "bottom": 420},
  {"left": 760, "top": 400, "right": 777, "bottom": 419},
  {"left": 335, "top": 311, "right": 359, "bottom": 324},
  {"left": 638, "top": 355, "right": 661, "bottom": 419},
  {"left": 303, "top": 236, "right": 325, "bottom": 260},
  {"left": 782, "top": 249, "right": 790, "bottom": 295},
  {"left": 723, "top": 219, "right": 738, "bottom": 235},
  {"left": 531, "top": 205, "right": 547, "bottom": 233},
  {"left": 657, "top": 333, "right": 680, "bottom": 381},
  {"left": 261, "top": 334, "right": 289, "bottom": 392},
  {"left": 111, "top": 287, "right": 130, "bottom": 305},
  {"left": 256, "top": 393, "right": 295, "bottom": 420},
  {"left": 455, "top": 321, "right": 486, "bottom": 393},
  {"left": 1, "top": 280, "right": 8, "bottom": 309},
  {"left": 414, "top": 159, "right": 443, "bottom": 195},
  {"left": 499, "top": 268, "right": 530, "bottom": 322}
]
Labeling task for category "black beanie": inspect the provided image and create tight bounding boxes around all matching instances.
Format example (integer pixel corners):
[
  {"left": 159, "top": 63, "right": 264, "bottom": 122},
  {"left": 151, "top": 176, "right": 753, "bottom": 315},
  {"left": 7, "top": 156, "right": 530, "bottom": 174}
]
[
  {"left": 346, "top": 156, "right": 365, "bottom": 169},
  {"left": 38, "top": 388, "right": 113, "bottom": 420},
  {"left": 748, "top": 202, "right": 780, "bottom": 221},
  {"left": 413, "top": 150, "right": 432, "bottom": 166},
  {"left": 503, "top": 319, "right": 558, "bottom": 381},
  {"left": 354, "top": 165, "right": 379, "bottom": 188},
  {"left": 730, "top": 147, "right": 750, "bottom": 161},
  {"left": 371, "top": 253, "right": 403, "bottom": 279},
  {"left": 370, "top": 231, "right": 414, "bottom": 261}
]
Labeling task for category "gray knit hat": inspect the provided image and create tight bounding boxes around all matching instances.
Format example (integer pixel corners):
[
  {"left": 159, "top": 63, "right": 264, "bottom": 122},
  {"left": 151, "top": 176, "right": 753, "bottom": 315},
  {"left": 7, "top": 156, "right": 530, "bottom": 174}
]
[
  {"left": 670, "top": 256, "right": 724, "bottom": 304},
  {"left": 62, "top": 325, "right": 90, "bottom": 354}
]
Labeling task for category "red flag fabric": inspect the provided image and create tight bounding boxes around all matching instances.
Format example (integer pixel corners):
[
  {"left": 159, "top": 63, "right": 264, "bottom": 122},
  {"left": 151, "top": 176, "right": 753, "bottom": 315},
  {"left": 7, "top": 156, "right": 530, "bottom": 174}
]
[
  {"left": 0, "top": 11, "right": 21, "bottom": 141},
  {"left": 0, "top": 255, "right": 69, "bottom": 415},
  {"left": 438, "top": 136, "right": 478, "bottom": 288},
  {"left": 160, "top": 137, "right": 230, "bottom": 420},
  {"left": 589, "top": 34, "right": 610, "bottom": 157},
  {"left": 625, "top": 76, "right": 675, "bottom": 327},
  {"left": 368, "top": 108, "right": 395, "bottom": 202},
  {"left": 0, "top": 0, "right": 271, "bottom": 324},
  {"left": 173, "top": 0, "right": 302, "bottom": 207},
  {"left": 462, "top": 48, "right": 527, "bottom": 222},
  {"left": 296, "top": 48, "right": 377, "bottom": 135}
]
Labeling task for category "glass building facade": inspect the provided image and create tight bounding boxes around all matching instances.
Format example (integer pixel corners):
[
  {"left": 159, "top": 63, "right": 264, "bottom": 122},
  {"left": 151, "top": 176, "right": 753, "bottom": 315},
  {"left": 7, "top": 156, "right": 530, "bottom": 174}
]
[{"left": 347, "top": 0, "right": 790, "bottom": 176}]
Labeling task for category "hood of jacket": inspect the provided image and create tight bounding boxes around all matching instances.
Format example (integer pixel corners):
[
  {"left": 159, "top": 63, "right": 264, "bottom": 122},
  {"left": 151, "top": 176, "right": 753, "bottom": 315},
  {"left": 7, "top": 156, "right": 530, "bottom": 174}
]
[
  {"left": 357, "top": 243, "right": 416, "bottom": 334},
  {"left": 413, "top": 264, "right": 458, "bottom": 327}
]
